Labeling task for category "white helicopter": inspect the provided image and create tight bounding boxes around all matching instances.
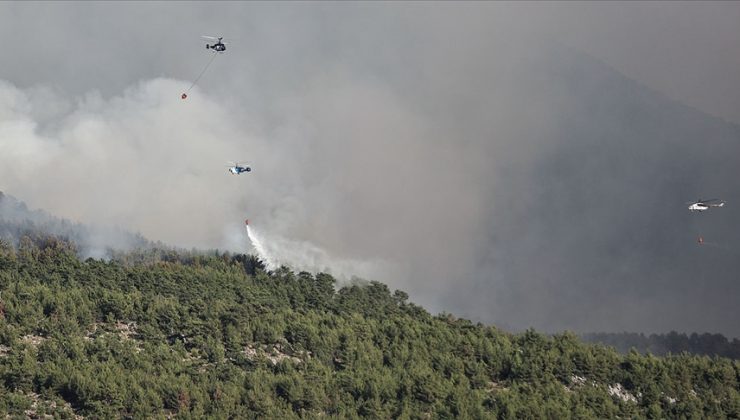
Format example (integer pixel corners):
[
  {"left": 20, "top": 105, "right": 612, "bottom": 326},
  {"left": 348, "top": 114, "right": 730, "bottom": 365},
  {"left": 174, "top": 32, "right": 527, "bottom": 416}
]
[
  {"left": 687, "top": 198, "right": 725, "bottom": 212},
  {"left": 202, "top": 36, "right": 227, "bottom": 52},
  {"left": 227, "top": 162, "right": 251, "bottom": 175}
]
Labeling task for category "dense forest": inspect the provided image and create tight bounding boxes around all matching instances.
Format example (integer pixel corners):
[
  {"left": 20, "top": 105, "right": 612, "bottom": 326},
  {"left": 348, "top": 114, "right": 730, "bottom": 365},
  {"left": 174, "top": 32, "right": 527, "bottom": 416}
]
[
  {"left": 0, "top": 194, "right": 738, "bottom": 418},
  {"left": 583, "top": 332, "right": 740, "bottom": 360},
  {"left": 0, "top": 236, "right": 737, "bottom": 417}
]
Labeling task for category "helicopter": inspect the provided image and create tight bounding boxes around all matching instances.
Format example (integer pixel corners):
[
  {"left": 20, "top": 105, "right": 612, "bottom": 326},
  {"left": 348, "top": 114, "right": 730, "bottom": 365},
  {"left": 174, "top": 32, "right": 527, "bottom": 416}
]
[
  {"left": 227, "top": 162, "right": 251, "bottom": 175},
  {"left": 181, "top": 36, "right": 228, "bottom": 99},
  {"left": 687, "top": 198, "right": 725, "bottom": 212},
  {"left": 203, "top": 36, "right": 227, "bottom": 52}
]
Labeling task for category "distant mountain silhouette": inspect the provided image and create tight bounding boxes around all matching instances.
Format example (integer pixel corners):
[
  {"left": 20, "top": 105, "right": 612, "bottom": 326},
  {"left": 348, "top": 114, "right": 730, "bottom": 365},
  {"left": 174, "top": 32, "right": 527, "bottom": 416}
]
[
  {"left": 583, "top": 331, "right": 740, "bottom": 359},
  {"left": 0, "top": 190, "right": 151, "bottom": 258}
]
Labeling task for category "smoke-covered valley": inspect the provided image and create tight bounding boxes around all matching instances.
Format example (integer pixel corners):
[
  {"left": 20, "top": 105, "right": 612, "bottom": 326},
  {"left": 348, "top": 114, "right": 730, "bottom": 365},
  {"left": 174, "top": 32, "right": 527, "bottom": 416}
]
[{"left": 1, "top": 3, "right": 740, "bottom": 337}]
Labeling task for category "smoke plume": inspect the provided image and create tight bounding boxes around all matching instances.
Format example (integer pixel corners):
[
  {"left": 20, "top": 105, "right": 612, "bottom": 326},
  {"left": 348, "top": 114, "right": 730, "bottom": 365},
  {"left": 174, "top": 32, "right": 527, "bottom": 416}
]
[{"left": 1, "top": 3, "right": 740, "bottom": 336}]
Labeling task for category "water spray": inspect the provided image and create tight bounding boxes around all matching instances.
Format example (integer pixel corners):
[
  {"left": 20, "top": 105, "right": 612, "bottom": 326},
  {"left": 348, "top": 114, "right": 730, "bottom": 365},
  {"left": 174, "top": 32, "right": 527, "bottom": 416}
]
[
  {"left": 245, "top": 219, "right": 277, "bottom": 270},
  {"left": 241, "top": 219, "right": 391, "bottom": 282}
]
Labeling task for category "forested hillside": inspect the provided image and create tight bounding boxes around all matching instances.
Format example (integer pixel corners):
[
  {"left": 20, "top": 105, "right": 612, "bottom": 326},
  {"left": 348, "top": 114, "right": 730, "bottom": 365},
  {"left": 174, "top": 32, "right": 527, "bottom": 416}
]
[{"left": 0, "top": 232, "right": 737, "bottom": 419}]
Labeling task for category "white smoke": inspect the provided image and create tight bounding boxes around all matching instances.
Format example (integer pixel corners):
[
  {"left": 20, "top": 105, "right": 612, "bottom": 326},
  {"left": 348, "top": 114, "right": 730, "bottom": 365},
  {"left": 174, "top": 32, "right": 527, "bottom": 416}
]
[
  {"left": 0, "top": 78, "right": 269, "bottom": 249},
  {"left": 0, "top": 76, "right": 400, "bottom": 285}
]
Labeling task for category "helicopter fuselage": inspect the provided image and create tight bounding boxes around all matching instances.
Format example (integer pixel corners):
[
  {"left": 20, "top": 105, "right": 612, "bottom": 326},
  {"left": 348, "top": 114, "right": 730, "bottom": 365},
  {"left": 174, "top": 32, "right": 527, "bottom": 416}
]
[
  {"left": 689, "top": 203, "right": 709, "bottom": 212},
  {"left": 229, "top": 166, "right": 251, "bottom": 175},
  {"left": 207, "top": 43, "right": 226, "bottom": 52}
]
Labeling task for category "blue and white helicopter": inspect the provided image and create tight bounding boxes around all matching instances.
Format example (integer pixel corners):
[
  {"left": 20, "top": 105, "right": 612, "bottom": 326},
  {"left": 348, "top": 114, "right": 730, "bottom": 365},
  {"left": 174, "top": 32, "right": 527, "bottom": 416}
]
[{"left": 227, "top": 162, "right": 251, "bottom": 175}]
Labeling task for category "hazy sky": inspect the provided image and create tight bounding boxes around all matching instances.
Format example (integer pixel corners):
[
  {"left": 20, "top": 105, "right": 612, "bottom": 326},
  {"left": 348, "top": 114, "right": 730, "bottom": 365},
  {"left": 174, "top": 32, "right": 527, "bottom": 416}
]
[{"left": 1, "top": 2, "right": 739, "bottom": 336}]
